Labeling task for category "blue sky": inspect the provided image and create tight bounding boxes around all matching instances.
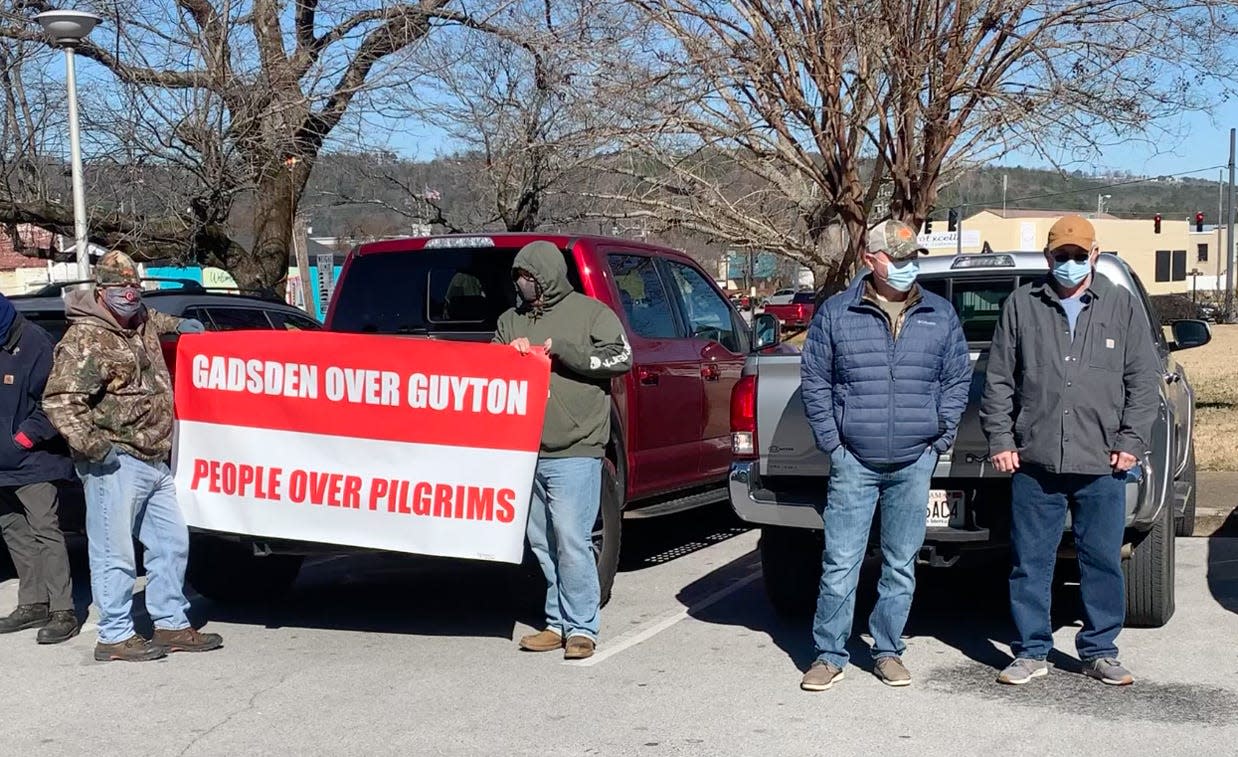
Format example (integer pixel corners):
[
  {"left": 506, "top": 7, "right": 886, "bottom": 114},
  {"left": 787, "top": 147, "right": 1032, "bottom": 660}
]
[
  {"left": 382, "top": 103, "right": 1238, "bottom": 179},
  {"left": 997, "top": 101, "right": 1238, "bottom": 178}
]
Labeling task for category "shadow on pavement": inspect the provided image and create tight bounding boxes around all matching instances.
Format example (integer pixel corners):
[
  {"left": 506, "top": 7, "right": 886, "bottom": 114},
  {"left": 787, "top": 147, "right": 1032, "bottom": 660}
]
[
  {"left": 1206, "top": 532, "right": 1238, "bottom": 615},
  {"left": 618, "top": 502, "right": 750, "bottom": 572},
  {"left": 2, "top": 502, "right": 753, "bottom": 639},
  {"left": 678, "top": 548, "right": 1091, "bottom": 677}
]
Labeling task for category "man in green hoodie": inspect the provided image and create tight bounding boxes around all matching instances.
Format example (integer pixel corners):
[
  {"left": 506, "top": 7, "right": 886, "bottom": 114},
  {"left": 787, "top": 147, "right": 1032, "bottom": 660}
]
[{"left": 495, "top": 241, "right": 632, "bottom": 660}]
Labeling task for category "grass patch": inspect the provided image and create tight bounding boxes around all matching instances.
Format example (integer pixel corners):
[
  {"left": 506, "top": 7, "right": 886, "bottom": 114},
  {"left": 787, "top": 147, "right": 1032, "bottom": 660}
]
[{"left": 1174, "top": 324, "right": 1238, "bottom": 471}]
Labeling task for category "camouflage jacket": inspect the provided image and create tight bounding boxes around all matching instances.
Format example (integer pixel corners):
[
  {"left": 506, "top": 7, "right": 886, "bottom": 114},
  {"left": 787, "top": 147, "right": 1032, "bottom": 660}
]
[{"left": 43, "top": 290, "right": 183, "bottom": 462}]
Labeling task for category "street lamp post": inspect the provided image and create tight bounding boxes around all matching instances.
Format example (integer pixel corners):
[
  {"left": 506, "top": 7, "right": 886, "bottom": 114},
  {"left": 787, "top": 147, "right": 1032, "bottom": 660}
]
[{"left": 34, "top": 10, "right": 102, "bottom": 283}]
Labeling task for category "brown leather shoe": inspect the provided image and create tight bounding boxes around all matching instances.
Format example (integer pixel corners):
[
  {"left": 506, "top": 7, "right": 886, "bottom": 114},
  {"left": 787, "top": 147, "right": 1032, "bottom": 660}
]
[
  {"left": 153, "top": 627, "right": 223, "bottom": 654},
  {"left": 94, "top": 634, "right": 167, "bottom": 663},
  {"left": 518, "top": 629, "right": 564, "bottom": 652},
  {"left": 564, "top": 636, "right": 596, "bottom": 660}
]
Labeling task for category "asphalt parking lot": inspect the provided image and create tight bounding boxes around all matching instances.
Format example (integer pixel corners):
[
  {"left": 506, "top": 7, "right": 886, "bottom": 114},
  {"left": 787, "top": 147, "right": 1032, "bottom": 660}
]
[{"left": 2, "top": 505, "right": 1238, "bottom": 756}]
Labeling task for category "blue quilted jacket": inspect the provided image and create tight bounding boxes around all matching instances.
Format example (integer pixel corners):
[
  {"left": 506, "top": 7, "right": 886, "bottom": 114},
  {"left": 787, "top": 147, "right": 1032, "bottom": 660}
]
[{"left": 800, "top": 275, "right": 973, "bottom": 466}]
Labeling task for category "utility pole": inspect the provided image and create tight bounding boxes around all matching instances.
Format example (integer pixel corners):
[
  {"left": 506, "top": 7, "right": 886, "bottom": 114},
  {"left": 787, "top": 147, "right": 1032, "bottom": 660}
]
[
  {"left": 955, "top": 205, "right": 965, "bottom": 255},
  {"left": 1002, "top": 174, "right": 1008, "bottom": 214},
  {"left": 1227, "top": 128, "right": 1236, "bottom": 321}
]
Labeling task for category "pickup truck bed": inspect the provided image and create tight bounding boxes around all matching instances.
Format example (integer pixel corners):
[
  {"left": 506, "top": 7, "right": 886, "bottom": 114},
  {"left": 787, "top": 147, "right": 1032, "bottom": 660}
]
[{"left": 729, "top": 253, "right": 1208, "bottom": 628}]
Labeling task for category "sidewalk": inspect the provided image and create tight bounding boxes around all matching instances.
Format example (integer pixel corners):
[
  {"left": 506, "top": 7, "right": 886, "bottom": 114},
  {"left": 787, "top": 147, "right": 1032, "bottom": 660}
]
[{"left": 1194, "top": 470, "right": 1238, "bottom": 536}]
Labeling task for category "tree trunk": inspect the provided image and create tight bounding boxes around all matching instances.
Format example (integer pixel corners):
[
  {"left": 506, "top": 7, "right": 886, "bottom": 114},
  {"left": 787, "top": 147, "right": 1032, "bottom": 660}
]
[{"left": 231, "top": 162, "right": 313, "bottom": 291}]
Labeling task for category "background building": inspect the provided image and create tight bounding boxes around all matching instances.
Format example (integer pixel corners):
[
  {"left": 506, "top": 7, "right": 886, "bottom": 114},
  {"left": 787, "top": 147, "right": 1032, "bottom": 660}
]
[{"left": 922, "top": 209, "right": 1234, "bottom": 297}]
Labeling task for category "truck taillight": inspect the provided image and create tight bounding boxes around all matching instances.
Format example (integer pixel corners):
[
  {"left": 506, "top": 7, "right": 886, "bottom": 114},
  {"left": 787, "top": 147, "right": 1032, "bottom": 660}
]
[{"left": 730, "top": 374, "right": 757, "bottom": 459}]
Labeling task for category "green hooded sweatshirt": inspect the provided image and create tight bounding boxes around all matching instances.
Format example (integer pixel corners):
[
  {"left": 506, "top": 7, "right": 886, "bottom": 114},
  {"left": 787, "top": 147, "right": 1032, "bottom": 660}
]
[{"left": 494, "top": 241, "right": 633, "bottom": 458}]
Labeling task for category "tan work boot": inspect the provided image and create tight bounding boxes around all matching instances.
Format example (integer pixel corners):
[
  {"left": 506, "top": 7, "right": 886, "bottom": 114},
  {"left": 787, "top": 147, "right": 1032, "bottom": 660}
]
[
  {"left": 564, "top": 636, "right": 596, "bottom": 660},
  {"left": 152, "top": 627, "right": 224, "bottom": 654},
  {"left": 518, "top": 628, "right": 564, "bottom": 652},
  {"left": 94, "top": 634, "right": 167, "bottom": 663},
  {"left": 875, "top": 656, "right": 912, "bottom": 687},
  {"left": 800, "top": 660, "right": 845, "bottom": 692}
]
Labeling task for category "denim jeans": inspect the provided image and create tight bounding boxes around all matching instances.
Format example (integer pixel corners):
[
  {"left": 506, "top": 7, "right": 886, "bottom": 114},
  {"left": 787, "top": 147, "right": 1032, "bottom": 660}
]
[
  {"left": 526, "top": 457, "right": 602, "bottom": 641},
  {"left": 812, "top": 446, "right": 936, "bottom": 667},
  {"left": 79, "top": 452, "right": 192, "bottom": 644},
  {"left": 1009, "top": 467, "right": 1126, "bottom": 661}
]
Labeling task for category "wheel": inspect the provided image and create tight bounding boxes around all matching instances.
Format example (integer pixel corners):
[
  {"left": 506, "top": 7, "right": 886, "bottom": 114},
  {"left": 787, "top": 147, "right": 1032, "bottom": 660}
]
[
  {"left": 593, "top": 459, "right": 623, "bottom": 607},
  {"left": 1123, "top": 497, "right": 1176, "bottom": 627},
  {"left": 759, "top": 526, "right": 822, "bottom": 618},
  {"left": 186, "top": 535, "right": 303, "bottom": 604},
  {"left": 1175, "top": 444, "right": 1197, "bottom": 537}
]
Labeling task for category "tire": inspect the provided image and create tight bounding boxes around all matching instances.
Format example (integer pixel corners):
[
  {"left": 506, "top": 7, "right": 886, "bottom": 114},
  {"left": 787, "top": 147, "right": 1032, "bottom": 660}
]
[
  {"left": 759, "top": 526, "right": 822, "bottom": 618},
  {"left": 1123, "top": 497, "right": 1176, "bottom": 628},
  {"left": 186, "top": 535, "right": 303, "bottom": 604},
  {"left": 1175, "top": 444, "right": 1197, "bottom": 538},
  {"left": 593, "top": 459, "right": 623, "bottom": 607}
]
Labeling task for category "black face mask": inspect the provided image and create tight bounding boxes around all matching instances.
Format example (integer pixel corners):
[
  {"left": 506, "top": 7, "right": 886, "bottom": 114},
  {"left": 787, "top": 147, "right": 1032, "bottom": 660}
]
[{"left": 515, "top": 276, "right": 540, "bottom": 304}]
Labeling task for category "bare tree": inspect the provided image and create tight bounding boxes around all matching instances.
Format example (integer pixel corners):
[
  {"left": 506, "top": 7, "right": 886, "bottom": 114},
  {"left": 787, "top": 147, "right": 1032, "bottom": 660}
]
[
  {"left": 388, "top": 0, "right": 645, "bottom": 232},
  {"left": 608, "top": 0, "right": 1238, "bottom": 288},
  {"left": 0, "top": 0, "right": 504, "bottom": 287}
]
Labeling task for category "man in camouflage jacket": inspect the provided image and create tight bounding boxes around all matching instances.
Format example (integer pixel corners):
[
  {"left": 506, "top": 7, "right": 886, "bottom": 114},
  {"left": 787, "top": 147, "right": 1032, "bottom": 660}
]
[{"left": 44, "top": 251, "right": 224, "bottom": 662}]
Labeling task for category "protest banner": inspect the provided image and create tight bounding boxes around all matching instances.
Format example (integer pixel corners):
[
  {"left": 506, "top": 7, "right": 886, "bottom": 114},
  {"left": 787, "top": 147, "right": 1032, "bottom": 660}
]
[{"left": 172, "top": 331, "right": 550, "bottom": 563}]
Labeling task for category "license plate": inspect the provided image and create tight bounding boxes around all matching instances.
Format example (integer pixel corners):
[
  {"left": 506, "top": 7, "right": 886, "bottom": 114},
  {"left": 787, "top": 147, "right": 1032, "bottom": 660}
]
[{"left": 926, "top": 490, "right": 966, "bottom": 528}]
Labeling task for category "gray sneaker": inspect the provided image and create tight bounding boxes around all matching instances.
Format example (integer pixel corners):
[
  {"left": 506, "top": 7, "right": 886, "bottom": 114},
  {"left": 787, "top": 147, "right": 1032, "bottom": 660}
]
[
  {"left": 875, "top": 656, "right": 912, "bottom": 687},
  {"left": 800, "top": 660, "right": 845, "bottom": 692},
  {"left": 996, "top": 658, "right": 1049, "bottom": 685},
  {"left": 1083, "top": 658, "right": 1134, "bottom": 686}
]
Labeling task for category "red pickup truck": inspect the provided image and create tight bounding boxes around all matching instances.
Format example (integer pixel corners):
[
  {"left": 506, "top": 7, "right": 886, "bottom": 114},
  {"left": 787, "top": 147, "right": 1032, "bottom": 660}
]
[
  {"left": 191, "top": 233, "right": 761, "bottom": 603},
  {"left": 762, "top": 291, "right": 816, "bottom": 331}
]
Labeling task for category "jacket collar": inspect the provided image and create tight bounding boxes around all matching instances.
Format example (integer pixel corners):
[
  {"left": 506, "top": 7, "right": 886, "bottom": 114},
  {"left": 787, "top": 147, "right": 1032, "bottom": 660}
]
[{"left": 2, "top": 313, "right": 24, "bottom": 353}]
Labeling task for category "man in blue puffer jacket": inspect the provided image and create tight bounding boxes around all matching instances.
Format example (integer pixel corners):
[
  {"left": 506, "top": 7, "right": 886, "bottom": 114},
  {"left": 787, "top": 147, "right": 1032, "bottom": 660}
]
[{"left": 798, "top": 220, "right": 972, "bottom": 692}]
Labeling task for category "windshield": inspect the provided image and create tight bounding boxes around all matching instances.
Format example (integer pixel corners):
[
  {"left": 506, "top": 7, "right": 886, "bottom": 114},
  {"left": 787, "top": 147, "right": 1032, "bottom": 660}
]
[{"left": 329, "top": 246, "right": 583, "bottom": 335}]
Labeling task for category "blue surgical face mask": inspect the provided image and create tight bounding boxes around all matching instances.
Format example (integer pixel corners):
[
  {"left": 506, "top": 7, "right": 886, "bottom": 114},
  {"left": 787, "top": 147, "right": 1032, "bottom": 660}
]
[
  {"left": 882, "top": 259, "right": 919, "bottom": 292},
  {"left": 1052, "top": 259, "right": 1092, "bottom": 288}
]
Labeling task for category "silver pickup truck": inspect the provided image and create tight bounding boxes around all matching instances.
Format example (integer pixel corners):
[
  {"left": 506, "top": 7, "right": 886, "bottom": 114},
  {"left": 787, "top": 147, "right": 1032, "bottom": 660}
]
[{"left": 731, "top": 252, "right": 1213, "bottom": 628}]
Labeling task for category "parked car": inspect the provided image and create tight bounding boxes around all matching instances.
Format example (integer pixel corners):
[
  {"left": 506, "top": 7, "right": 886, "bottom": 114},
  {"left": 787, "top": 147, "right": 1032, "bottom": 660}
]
[
  {"left": 729, "top": 253, "right": 1210, "bottom": 628},
  {"left": 188, "top": 233, "right": 785, "bottom": 604},
  {"left": 762, "top": 291, "right": 816, "bottom": 331},
  {"left": 10, "top": 281, "right": 321, "bottom": 535}
]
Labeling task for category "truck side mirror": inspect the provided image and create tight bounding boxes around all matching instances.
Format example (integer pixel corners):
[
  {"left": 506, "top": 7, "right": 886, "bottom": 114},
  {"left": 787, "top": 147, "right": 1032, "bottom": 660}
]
[
  {"left": 752, "top": 313, "right": 781, "bottom": 350},
  {"left": 1170, "top": 319, "right": 1212, "bottom": 351}
]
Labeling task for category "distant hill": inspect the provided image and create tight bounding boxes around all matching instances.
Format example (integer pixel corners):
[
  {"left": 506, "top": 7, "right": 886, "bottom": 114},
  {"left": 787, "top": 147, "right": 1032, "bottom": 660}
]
[{"left": 933, "top": 165, "right": 1229, "bottom": 223}]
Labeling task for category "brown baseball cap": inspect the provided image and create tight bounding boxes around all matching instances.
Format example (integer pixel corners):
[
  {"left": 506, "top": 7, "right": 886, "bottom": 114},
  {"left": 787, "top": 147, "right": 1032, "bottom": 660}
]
[
  {"left": 1046, "top": 215, "right": 1096, "bottom": 253},
  {"left": 867, "top": 220, "right": 929, "bottom": 261}
]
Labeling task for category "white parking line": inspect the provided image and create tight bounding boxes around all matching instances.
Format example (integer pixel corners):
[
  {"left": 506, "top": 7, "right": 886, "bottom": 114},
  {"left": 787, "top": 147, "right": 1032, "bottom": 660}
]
[{"left": 566, "top": 570, "right": 762, "bottom": 667}]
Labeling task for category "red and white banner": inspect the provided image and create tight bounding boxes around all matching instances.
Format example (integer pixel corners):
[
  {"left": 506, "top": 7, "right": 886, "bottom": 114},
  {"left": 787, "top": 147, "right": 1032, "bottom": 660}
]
[{"left": 172, "top": 332, "right": 550, "bottom": 563}]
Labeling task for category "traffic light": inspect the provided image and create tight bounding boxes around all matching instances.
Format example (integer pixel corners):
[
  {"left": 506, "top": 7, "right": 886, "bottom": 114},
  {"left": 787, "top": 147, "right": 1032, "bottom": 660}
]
[
  {"left": 1195, "top": 211, "right": 1205, "bottom": 232},
  {"left": 924, "top": 217, "right": 933, "bottom": 234},
  {"left": 948, "top": 208, "right": 959, "bottom": 232},
  {"left": 1154, "top": 213, "right": 1162, "bottom": 234}
]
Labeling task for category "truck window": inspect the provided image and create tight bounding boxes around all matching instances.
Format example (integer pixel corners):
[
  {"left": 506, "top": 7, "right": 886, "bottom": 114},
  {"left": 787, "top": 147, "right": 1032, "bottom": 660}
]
[
  {"left": 330, "top": 247, "right": 582, "bottom": 335},
  {"left": 919, "top": 277, "right": 1017, "bottom": 344},
  {"left": 608, "top": 254, "right": 680, "bottom": 339},
  {"left": 202, "top": 307, "right": 274, "bottom": 331},
  {"left": 666, "top": 261, "right": 743, "bottom": 353}
]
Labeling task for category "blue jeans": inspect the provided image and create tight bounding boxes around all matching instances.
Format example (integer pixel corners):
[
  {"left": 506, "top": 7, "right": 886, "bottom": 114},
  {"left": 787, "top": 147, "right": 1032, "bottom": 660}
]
[
  {"left": 1009, "top": 467, "right": 1126, "bottom": 661},
  {"left": 812, "top": 446, "right": 936, "bottom": 667},
  {"left": 526, "top": 457, "right": 602, "bottom": 641},
  {"left": 79, "top": 453, "right": 192, "bottom": 645}
]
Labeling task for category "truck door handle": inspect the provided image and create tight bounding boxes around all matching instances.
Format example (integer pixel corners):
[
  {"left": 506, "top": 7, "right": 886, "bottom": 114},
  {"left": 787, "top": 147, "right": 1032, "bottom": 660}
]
[
  {"left": 638, "top": 368, "right": 660, "bottom": 386},
  {"left": 702, "top": 364, "right": 721, "bottom": 381}
]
